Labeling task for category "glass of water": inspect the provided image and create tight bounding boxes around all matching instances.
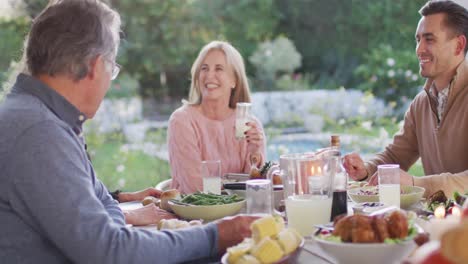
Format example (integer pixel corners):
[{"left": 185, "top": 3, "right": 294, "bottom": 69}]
[
  {"left": 378, "top": 164, "right": 400, "bottom": 207},
  {"left": 246, "top": 179, "right": 272, "bottom": 215},
  {"left": 201, "top": 160, "right": 221, "bottom": 194},
  {"left": 235, "top": 102, "right": 252, "bottom": 140}
]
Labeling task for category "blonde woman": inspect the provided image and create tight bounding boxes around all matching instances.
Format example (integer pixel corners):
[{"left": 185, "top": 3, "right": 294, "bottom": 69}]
[{"left": 168, "top": 41, "right": 266, "bottom": 194}]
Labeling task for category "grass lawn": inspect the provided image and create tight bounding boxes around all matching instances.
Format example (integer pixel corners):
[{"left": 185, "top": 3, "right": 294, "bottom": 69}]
[
  {"left": 88, "top": 141, "right": 171, "bottom": 192},
  {"left": 409, "top": 162, "right": 424, "bottom": 177}
]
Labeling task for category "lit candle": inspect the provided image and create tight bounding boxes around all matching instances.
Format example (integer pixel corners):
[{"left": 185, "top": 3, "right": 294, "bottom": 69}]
[
  {"left": 452, "top": 206, "right": 461, "bottom": 218},
  {"left": 434, "top": 205, "right": 446, "bottom": 219},
  {"left": 429, "top": 205, "right": 461, "bottom": 241},
  {"left": 308, "top": 166, "right": 323, "bottom": 195}
]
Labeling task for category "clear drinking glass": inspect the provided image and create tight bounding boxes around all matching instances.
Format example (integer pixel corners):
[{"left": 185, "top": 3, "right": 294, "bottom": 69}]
[
  {"left": 284, "top": 154, "right": 333, "bottom": 236},
  {"left": 378, "top": 164, "right": 400, "bottom": 207},
  {"left": 201, "top": 160, "right": 221, "bottom": 195},
  {"left": 246, "top": 179, "right": 273, "bottom": 215},
  {"left": 235, "top": 102, "right": 252, "bottom": 140}
]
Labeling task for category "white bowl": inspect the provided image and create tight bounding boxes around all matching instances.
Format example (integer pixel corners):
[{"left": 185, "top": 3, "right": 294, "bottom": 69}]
[
  {"left": 315, "top": 236, "right": 417, "bottom": 264},
  {"left": 348, "top": 185, "right": 425, "bottom": 209},
  {"left": 168, "top": 199, "right": 246, "bottom": 221}
]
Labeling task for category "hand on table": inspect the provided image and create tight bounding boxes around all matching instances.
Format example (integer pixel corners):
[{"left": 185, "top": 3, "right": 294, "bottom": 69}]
[
  {"left": 119, "top": 187, "right": 162, "bottom": 203},
  {"left": 343, "top": 153, "right": 368, "bottom": 181},
  {"left": 124, "top": 203, "right": 176, "bottom": 226},
  {"left": 216, "top": 214, "right": 259, "bottom": 254},
  {"left": 368, "top": 169, "right": 414, "bottom": 186}
]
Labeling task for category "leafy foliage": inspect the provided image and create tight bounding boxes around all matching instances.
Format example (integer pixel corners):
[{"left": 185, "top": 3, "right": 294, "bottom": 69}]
[
  {"left": 354, "top": 44, "right": 422, "bottom": 107},
  {"left": 0, "top": 17, "right": 30, "bottom": 87},
  {"left": 249, "top": 36, "right": 301, "bottom": 90},
  {"left": 274, "top": 0, "right": 426, "bottom": 91}
]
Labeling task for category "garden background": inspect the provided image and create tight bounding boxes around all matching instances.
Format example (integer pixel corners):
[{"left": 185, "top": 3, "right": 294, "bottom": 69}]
[{"left": 0, "top": 0, "right": 429, "bottom": 191}]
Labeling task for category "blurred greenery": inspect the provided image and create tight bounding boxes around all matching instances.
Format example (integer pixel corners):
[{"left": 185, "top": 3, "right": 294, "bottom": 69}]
[
  {"left": 0, "top": 17, "right": 29, "bottom": 86},
  {"left": 85, "top": 127, "right": 170, "bottom": 192},
  {"left": 409, "top": 163, "right": 424, "bottom": 177},
  {"left": 355, "top": 44, "right": 422, "bottom": 108},
  {"left": 2, "top": 0, "right": 427, "bottom": 103},
  {"left": 89, "top": 140, "right": 170, "bottom": 192}
]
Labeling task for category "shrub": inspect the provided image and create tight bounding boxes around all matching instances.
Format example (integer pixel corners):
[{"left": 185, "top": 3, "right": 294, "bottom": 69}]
[
  {"left": 249, "top": 36, "right": 301, "bottom": 91},
  {"left": 354, "top": 44, "right": 421, "bottom": 108}
]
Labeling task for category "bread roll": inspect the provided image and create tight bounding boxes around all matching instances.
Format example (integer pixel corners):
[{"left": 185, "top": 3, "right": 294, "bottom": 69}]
[
  {"left": 141, "top": 196, "right": 159, "bottom": 206},
  {"left": 160, "top": 189, "right": 180, "bottom": 212}
]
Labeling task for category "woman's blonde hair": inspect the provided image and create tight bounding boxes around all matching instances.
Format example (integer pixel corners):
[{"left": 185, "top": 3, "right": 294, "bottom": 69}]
[{"left": 185, "top": 41, "right": 251, "bottom": 108}]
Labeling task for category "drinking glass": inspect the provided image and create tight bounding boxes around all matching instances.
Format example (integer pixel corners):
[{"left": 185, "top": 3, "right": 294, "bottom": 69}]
[
  {"left": 284, "top": 155, "right": 333, "bottom": 236},
  {"left": 378, "top": 164, "right": 400, "bottom": 207},
  {"left": 235, "top": 102, "right": 252, "bottom": 140},
  {"left": 201, "top": 160, "right": 221, "bottom": 194},
  {"left": 246, "top": 179, "right": 273, "bottom": 215}
]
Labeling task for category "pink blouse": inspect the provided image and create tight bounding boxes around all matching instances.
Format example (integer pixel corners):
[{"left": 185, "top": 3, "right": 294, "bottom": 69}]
[{"left": 167, "top": 105, "right": 266, "bottom": 194}]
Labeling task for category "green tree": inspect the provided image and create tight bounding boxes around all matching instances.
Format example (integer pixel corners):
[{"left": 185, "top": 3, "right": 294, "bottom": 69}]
[
  {"left": 111, "top": 0, "right": 207, "bottom": 99},
  {"left": 0, "top": 17, "right": 30, "bottom": 88},
  {"left": 193, "top": 0, "right": 280, "bottom": 75},
  {"left": 113, "top": 0, "right": 279, "bottom": 99},
  {"left": 274, "top": 0, "right": 426, "bottom": 89}
]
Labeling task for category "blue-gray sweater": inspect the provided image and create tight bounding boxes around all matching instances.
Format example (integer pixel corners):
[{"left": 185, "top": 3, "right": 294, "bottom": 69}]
[{"left": 0, "top": 74, "right": 218, "bottom": 263}]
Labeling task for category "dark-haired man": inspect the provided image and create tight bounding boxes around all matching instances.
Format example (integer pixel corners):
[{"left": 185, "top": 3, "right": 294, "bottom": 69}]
[{"left": 344, "top": 0, "right": 468, "bottom": 197}]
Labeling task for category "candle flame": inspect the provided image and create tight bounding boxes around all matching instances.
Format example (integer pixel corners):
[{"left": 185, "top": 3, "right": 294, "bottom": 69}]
[
  {"left": 452, "top": 206, "right": 461, "bottom": 217},
  {"left": 434, "top": 205, "right": 446, "bottom": 219}
]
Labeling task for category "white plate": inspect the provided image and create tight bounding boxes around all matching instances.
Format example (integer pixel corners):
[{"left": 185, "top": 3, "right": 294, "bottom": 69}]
[{"left": 315, "top": 236, "right": 416, "bottom": 264}]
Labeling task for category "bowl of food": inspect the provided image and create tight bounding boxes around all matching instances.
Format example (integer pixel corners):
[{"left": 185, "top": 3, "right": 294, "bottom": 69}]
[
  {"left": 315, "top": 211, "right": 418, "bottom": 264},
  {"left": 168, "top": 192, "right": 245, "bottom": 221},
  {"left": 348, "top": 185, "right": 425, "bottom": 209},
  {"left": 221, "top": 215, "right": 304, "bottom": 264}
]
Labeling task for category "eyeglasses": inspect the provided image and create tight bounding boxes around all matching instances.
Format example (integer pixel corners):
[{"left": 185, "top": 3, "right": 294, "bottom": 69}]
[{"left": 105, "top": 58, "right": 121, "bottom": 80}]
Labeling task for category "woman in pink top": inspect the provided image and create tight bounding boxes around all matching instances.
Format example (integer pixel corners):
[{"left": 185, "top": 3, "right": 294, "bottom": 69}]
[{"left": 167, "top": 41, "right": 266, "bottom": 194}]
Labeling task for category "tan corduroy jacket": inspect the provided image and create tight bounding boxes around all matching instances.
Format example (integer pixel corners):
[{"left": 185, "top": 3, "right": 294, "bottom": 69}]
[{"left": 366, "top": 59, "right": 468, "bottom": 197}]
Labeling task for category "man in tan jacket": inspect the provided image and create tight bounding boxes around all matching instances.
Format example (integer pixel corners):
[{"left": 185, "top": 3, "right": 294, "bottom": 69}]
[{"left": 344, "top": 0, "right": 468, "bottom": 197}]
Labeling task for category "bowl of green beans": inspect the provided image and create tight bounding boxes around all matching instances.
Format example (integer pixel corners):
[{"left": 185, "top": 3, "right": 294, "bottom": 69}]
[{"left": 168, "top": 192, "right": 246, "bottom": 221}]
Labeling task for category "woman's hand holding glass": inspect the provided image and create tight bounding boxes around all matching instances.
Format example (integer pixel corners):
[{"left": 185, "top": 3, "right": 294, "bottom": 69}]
[{"left": 245, "top": 121, "right": 264, "bottom": 166}]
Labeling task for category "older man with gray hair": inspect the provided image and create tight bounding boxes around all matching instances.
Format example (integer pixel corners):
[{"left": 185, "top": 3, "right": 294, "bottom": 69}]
[{"left": 0, "top": 0, "right": 256, "bottom": 263}]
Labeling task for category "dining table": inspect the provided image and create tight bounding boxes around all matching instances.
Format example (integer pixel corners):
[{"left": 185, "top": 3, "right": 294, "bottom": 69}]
[{"left": 119, "top": 201, "right": 337, "bottom": 264}]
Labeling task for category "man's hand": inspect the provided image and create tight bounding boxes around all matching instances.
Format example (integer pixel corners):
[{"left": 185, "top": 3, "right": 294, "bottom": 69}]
[
  {"left": 216, "top": 215, "right": 259, "bottom": 254},
  {"left": 123, "top": 203, "right": 176, "bottom": 226},
  {"left": 343, "top": 153, "right": 368, "bottom": 181},
  {"left": 368, "top": 169, "right": 414, "bottom": 186},
  {"left": 119, "top": 187, "right": 162, "bottom": 203}
]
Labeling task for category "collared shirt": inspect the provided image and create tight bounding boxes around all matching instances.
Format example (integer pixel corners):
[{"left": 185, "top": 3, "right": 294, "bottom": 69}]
[
  {"left": 0, "top": 74, "right": 218, "bottom": 263},
  {"left": 428, "top": 82, "right": 450, "bottom": 123}
]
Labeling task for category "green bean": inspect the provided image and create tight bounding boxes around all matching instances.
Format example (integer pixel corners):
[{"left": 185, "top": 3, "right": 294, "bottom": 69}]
[{"left": 177, "top": 192, "right": 244, "bottom": 206}]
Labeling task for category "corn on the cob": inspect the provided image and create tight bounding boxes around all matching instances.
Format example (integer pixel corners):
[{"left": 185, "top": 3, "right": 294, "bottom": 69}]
[
  {"left": 251, "top": 216, "right": 283, "bottom": 243},
  {"left": 227, "top": 238, "right": 253, "bottom": 263},
  {"left": 234, "top": 254, "right": 260, "bottom": 264},
  {"left": 276, "top": 228, "right": 301, "bottom": 255},
  {"left": 250, "top": 237, "right": 284, "bottom": 263}
]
